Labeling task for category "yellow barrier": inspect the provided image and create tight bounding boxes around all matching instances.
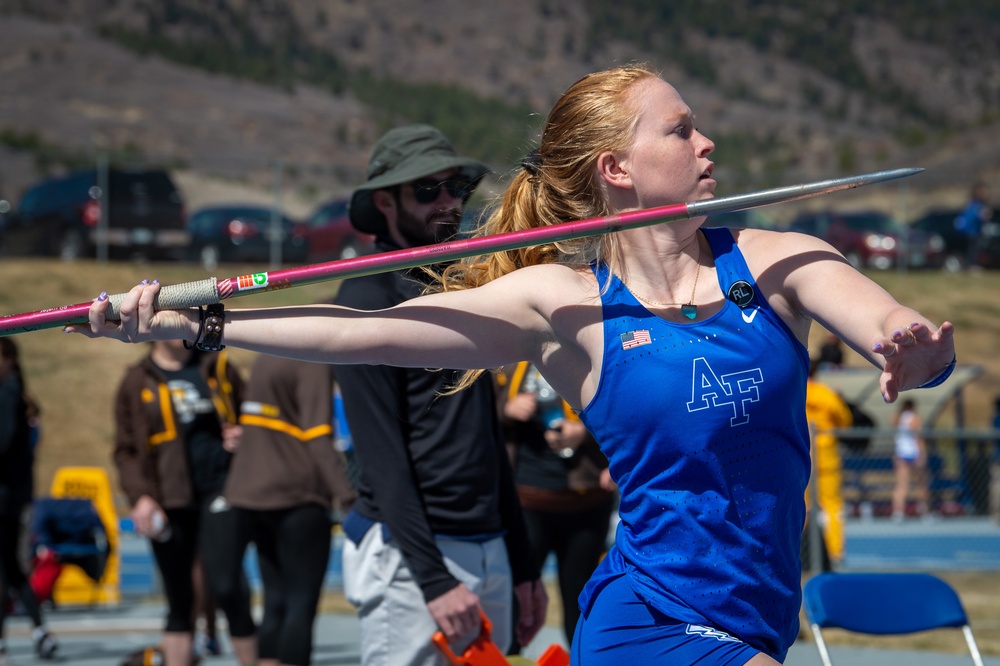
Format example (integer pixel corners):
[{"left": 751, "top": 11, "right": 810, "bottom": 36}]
[{"left": 49, "top": 467, "right": 121, "bottom": 605}]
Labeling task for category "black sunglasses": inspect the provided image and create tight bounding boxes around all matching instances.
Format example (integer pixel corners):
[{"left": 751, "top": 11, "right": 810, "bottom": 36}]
[{"left": 409, "top": 177, "right": 473, "bottom": 204}]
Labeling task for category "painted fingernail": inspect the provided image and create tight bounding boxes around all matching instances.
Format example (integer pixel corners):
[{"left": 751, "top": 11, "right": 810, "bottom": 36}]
[
  {"left": 873, "top": 343, "right": 883, "bottom": 352},
  {"left": 98, "top": 291, "right": 108, "bottom": 301},
  {"left": 140, "top": 279, "right": 149, "bottom": 285},
  {"left": 152, "top": 279, "right": 159, "bottom": 284}
]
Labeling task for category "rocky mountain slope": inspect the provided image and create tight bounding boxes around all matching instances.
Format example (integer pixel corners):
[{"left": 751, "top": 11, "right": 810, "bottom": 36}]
[{"left": 1, "top": 0, "right": 998, "bottom": 218}]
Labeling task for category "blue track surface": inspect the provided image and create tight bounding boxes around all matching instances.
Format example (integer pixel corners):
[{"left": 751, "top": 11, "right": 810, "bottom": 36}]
[
  {"left": 116, "top": 516, "right": 1000, "bottom": 599},
  {"left": 842, "top": 517, "right": 1000, "bottom": 570}
]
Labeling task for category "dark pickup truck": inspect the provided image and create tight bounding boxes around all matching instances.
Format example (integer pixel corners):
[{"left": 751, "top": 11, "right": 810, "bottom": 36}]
[{"left": 1, "top": 167, "right": 189, "bottom": 260}]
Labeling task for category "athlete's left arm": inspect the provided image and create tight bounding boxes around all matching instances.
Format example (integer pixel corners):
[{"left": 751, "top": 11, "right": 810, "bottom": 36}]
[{"left": 742, "top": 229, "right": 954, "bottom": 403}]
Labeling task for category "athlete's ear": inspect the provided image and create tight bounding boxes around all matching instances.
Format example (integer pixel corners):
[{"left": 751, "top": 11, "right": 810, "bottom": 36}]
[{"left": 596, "top": 151, "right": 633, "bottom": 191}]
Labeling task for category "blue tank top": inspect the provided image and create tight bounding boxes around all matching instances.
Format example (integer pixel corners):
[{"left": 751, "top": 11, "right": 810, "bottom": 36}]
[{"left": 578, "top": 226, "right": 810, "bottom": 660}]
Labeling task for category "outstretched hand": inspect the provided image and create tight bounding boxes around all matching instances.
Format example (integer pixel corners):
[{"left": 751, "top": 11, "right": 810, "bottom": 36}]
[
  {"left": 62, "top": 280, "right": 194, "bottom": 344},
  {"left": 871, "top": 320, "right": 955, "bottom": 403}
]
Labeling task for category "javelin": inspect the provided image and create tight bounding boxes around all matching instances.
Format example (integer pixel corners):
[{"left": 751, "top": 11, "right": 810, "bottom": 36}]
[{"left": 0, "top": 167, "right": 921, "bottom": 336}]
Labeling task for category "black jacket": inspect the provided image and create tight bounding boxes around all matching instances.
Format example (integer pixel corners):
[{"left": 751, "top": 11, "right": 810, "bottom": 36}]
[
  {"left": 333, "top": 254, "right": 537, "bottom": 603},
  {"left": 0, "top": 374, "right": 34, "bottom": 515}
]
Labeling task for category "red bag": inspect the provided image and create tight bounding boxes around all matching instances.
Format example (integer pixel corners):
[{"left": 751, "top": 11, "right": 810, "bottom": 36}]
[{"left": 29, "top": 549, "right": 64, "bottom": 603}]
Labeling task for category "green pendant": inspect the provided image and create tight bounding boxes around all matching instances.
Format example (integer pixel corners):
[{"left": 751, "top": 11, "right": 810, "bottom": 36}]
[{"left": 681, "top": 304, "right": 697, "bottom": 320}]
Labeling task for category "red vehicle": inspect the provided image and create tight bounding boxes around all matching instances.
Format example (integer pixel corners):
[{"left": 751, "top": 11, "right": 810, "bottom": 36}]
[
  {"left": 302, "top": 198, "right": 375, "bottom": 262},
  {"left": 785, "top": 210, "right": 946, "bottom": 270}
]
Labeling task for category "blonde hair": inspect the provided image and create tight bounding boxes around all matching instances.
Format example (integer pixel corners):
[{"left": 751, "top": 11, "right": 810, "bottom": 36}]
[{"left": 435, "top": 63, "right": 661, "bottom": 389}]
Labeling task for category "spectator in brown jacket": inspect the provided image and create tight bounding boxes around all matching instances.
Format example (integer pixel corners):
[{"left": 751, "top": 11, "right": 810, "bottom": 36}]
[
  {"left": 113, "top": 339, "right": 257, "bottom": 666},
  {"left": 226, "top": 355, "right": 356, "bottom": 666}
]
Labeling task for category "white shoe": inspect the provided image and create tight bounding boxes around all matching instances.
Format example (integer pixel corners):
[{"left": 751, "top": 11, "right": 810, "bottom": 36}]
[{"left": 33, "top": 629, "right": 58, "bottom": 660}]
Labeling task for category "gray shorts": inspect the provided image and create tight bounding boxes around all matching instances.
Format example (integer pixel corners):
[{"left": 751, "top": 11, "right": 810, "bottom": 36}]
[{"left": 342, "top": 526, "right": 512, "bottom": 666}]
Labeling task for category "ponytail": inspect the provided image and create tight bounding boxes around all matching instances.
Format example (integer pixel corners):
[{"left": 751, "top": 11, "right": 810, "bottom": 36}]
[{"left": 431, "top": 64, "right": 661, "bottom": 392}]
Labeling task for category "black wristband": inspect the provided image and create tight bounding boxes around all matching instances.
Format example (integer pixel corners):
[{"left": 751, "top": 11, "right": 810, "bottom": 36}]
[
  {"left": 182, "top": 307, "right": 205, "bottom": 351},
  {"left": 196, "top": 303, "right": 226, "bottom": 352}
]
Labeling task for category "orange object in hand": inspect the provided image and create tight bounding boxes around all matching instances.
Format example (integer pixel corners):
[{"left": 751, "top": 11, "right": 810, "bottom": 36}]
[
  {"left": 432, "top": 610, "right": 509, "bottom": 665},
  {"left": 432, "top": 610, "right": 571, "bottom": 666}
]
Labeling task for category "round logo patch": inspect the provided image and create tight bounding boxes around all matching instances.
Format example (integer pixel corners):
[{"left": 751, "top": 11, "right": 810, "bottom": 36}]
[{"left": 727, "top": 280, "right": 755, "bottom": 308}]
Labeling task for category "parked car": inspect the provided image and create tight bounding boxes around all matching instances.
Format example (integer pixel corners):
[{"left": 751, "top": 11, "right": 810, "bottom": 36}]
[
  {"left": 785, "top": 209, "right": 946, "bottom": 270},
  {"left": 301, "top": 198, "right": 375, "bottom": 262},
  {"left": 910, "top": 208, "right": 1000, "bottom": 271},
  {"left": 1, "top": 167, "right": 188, "bottom": 260},
  {"left": 186, "top": 204, "right": 308, "bottom": 270}
]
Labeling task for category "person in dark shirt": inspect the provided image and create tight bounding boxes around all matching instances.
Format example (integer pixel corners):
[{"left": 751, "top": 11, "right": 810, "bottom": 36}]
[
  {"left": 955, "top": 182, "right": 991, "bottom": 269},
  {"left": 226, "top": 353, "right": 356, "bottom": 666},
  {"left": 334, "top": 124, "right": 546, "bottom": 664},
  {"left": 113, "top": 340, "right": 256, "bottom": 666},
  {"left": 497, "top": 362, "right": 615, "bottom": 647},
  {"left": 817, "top": 332, "right": 845, "bottom": 369},
  {"left": 0, "top": 338, "right": 57, "bottom": 663}
]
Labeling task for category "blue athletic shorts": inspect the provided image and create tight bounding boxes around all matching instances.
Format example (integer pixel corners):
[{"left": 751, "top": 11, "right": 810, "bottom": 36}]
[{"left": 572, "top": 575, "right": 763, "bottom": 665}]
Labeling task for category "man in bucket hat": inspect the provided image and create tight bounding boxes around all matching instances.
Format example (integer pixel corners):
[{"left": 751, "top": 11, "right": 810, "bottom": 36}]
[
  {"left": 347, "top": 124, "right": 490, "bottom": 241},
  {"left": 334, "top": 125, "right": 547, "bottom": 665}
]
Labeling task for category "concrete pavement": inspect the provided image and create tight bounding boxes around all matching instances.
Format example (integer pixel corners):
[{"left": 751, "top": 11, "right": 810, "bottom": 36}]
[{"left": 4, "top": 599, "right": 998, "bottom": 665}]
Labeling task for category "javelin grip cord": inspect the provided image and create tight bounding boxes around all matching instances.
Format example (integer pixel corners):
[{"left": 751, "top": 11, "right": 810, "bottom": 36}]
[{"left": 104, "top": 278, "right": 221, "bottom": 321}]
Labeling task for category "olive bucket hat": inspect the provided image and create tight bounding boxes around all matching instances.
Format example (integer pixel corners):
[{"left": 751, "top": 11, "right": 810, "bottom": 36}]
[{"left": 349, "top": 124, "right": 491, "bottom": 235}]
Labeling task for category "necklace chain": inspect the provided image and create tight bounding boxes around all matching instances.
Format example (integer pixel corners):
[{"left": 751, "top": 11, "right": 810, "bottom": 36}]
[{"left": 624, "top": 242, "right": 702, "bottom": 319}]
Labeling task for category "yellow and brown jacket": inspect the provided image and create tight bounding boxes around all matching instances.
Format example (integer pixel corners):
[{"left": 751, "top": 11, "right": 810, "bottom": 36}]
[
  {"left": 225, "top": 354, "right": 356, "bottom": 512},
  {"left": 113, "top": 351, "right": 243, "bottom": 509}
]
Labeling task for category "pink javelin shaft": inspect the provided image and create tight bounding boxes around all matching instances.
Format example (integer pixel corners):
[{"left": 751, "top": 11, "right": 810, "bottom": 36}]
[{"left": 0, "top": 167, "right": 921, "bottom": 336}]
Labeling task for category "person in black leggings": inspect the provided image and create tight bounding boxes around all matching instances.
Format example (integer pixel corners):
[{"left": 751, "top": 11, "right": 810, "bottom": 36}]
[
  {"left": 113, "top": 339, "right": 257, "bottom": 666},
  {"left": 226, "top": 354, "right": 356, "bottom": 666},
  {"left": 0, "top": 516, "right": 59, "bottom": 663},
  {"left": 0, "top": 337, "right": 58, "bottom": 663},
  {"left": 244, "top": 506, "right": 333, "bottom": 665},
  {"left": 150, "top": 499, "right": 255, "bottom": 647}
]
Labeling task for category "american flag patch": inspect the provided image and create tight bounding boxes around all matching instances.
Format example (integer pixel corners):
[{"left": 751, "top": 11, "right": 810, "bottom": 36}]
[{"left": 620, "top": 329, "right": 651, "bottom": 350}]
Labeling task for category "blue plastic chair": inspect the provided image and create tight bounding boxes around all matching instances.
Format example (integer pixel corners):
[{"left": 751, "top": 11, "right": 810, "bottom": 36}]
[{"left": 803, "top": 572, "right": 984, "bottom": 666}]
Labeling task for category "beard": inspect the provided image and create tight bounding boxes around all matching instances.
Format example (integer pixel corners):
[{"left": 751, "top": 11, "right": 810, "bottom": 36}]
[{"left": 396, "top": 205, "right": 462, "bottom": 247}]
